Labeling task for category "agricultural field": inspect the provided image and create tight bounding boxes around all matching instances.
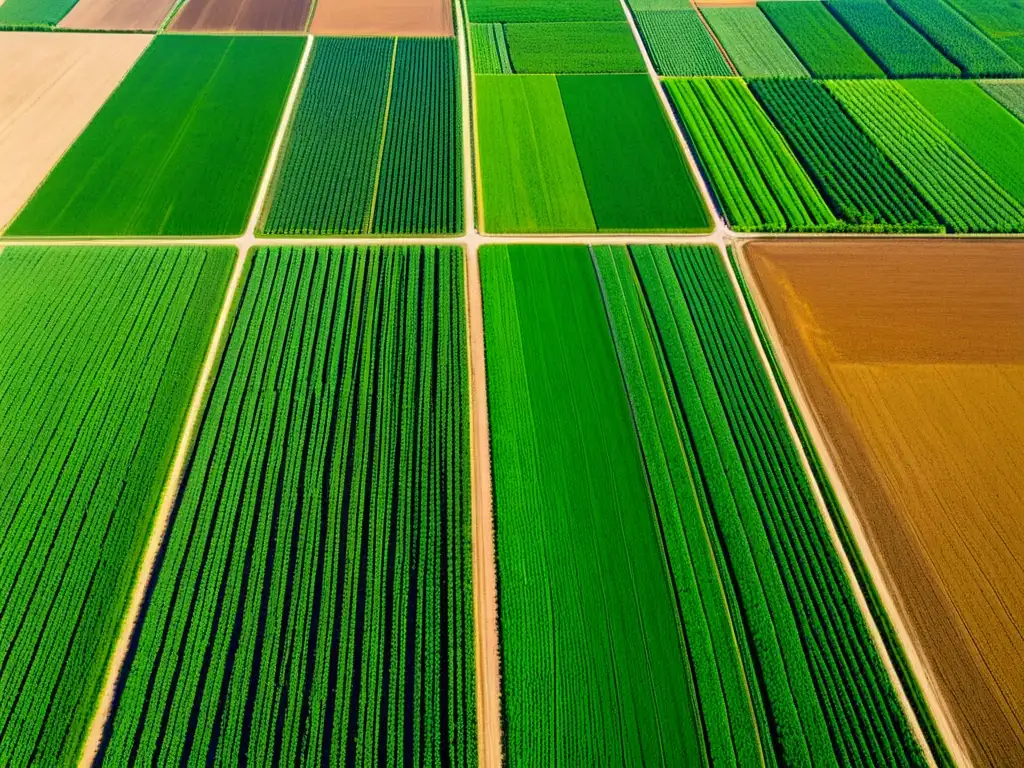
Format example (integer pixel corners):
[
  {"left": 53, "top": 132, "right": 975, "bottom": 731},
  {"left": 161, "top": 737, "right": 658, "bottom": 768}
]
[
  {"left": 169, "top": 0, "right": 310, "bottom": 32},
  {"left": 100, "top": 245, "right": 476, "bottom": 767},
  {"left": 502, "top": 22, "right": 644, "bottom": 73},
  {"left": 632, "top": 9, "right": 732, "bottom": 76},
  {"left": 0, "top": 244, "right": 233, "bottom": 768},
  {"left": 0, "top": 33, "right": 149, "bottom": 232},
  {"left": 58, "top": 0, "right": 176, "bottom": 30},
  {"left": 261, "top": 37, "right": 461, "bottom": 236},
  {"left": 759, "top": 0, "right": 883, "bottom": 78},
  {"left": 471, "top": 23, "right": 513, "bottom": 72},
  {"left": 749, "top": 78, "right": 939, "bottom": 231},
  {"left": 665, "top": 77, "right": 835, "bottom": 231},
  {"left": 741, "top": 239, "right": 1024, "bottom": 768},
  {"left": 903, "top": 79, "right": 1024, "bottom": 206},
  {"left": 466, "top": 0, "right": 622, "bottom": 22},
  {"left": 946, "top": 0, "right": 1024, "bottom": 66},
  {"left": 0, "top": 0, "right": 77, "bottom": 26},
  {"left": 6, "top": 36, "right": 302, "bottom": 237},
  {"left": 888, "top": 0, "right": 1023, "bottom": 76},
  {"left": 310, "top": 0, "right": 452, "bottom": 35},
  {"left": 827, "top": 79, "right": 1024, "bottom": 233},
  {"left": 483, "top": 242, "right": 933, "bottom": 767},
  {"left": 825, "top": 0, "right": 960, "bottom": 77},
  {"left": 476, "top": 74, "right": 709, "bottom": 232},
  {"left": 980, "top": 78, "right": 1024, "bottom": 120},
  {"left": 701, "top": 6, "right": 809, "bottom": 77}
]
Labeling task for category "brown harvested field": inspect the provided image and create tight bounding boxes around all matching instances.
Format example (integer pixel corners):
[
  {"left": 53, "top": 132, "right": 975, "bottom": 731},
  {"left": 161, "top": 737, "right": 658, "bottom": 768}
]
[
  {"left": 58, "top": 0, "right": 176, "bottom": 30},
  {"left": 742, "top": 239, "right": 1024, "bottom": 768},
  {"left": 169, "top": 0, "right": 311, "bottom": 32},
  {"left": 0, "top": 32, "right": 150, "bottom": 232},
  {"left": 310, "top": 0, "right": 452, "bottom": 37}
]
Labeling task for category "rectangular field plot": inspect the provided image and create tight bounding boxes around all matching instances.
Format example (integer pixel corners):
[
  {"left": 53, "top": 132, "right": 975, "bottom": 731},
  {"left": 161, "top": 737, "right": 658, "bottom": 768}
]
[
  {"left": 503, "top": 22, "right": 644, "bottom": 73},
  {"left": 742, "top": 239, "right": 1024, "bottom": 768},
  {"left": 0, "top": 245, "right": 233, "bottom": 768},
  {"left": 170, "top": 0, "right": 310, "bottom": 32},
  {"left": 310, "top": 0, "right": 452, "bottom": 36},
  {"left": 483, "top": 242, "right": 931, "bottom": 768},
  {"left": 262, "top": 38, "right": 461, "bottom": 236},
  {"left": 467, "top": 0, "right": 622, "bottom": 22},
  {"left": 758, "top": 0, "right": 882, "bottom": 78},
  {"left": 825, "top": 0, "right": 959, "bottom": 77},
  {"left": 665, "top": 77, "right": 835, "bottom": 231},
  {"left": 0, "top": 0, "right": 77, "bottom": 26},
  {"left": 0, "top": 33, "right": 149, "bottom": 232},
  {"left": 701, "top": 6, "right": 808, "bottom": 77},
  {"left": 59, "top": 0, "right": 176, "bottom": 30},
  {"left": 827, "top": 79, "right": 1024, "bottom": 232},
  {"left": 633, "top": 9, "right": 732, "bottom": 76},
  {"left": 99, "top": 245, "right": 476, "bottom": 768},
  {"left": 946, "top": 0, "right": 1024, "bottom": 66},
  {"left": 749, "top": 78, "right": 939, "bottom": 231},
  {"left": 471, "top": 22, "right": 513, "bottom": 72},
  {"left": 476, "top": 74, "right": 709, "bottom": 232},
  {"left": 7, "top": 36, "right": 302, "bottom": 238}
]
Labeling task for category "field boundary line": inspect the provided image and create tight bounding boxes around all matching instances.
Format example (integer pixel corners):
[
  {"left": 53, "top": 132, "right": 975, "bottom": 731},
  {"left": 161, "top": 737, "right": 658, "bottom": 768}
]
[
  {"left": 617, "top": 0, "right": 729, "bottom": 239},
  {"left": 465, "top": 244, "right": 502, "bottom": 768},
  {"left": 366, "top": 36, "right": 400, "bottom": 232},
  {"left": 244, "top": 34, "right": 314, "bottom": 242},
  {"left": 77, "top": 244, "right": 249, "bottom": 768},
  {"left": 718, "top": 242, "right": 966, "bottom": 768}
]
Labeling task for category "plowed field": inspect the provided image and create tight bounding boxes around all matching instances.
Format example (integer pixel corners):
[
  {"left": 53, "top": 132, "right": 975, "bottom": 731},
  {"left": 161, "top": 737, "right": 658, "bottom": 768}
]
[
  {"left": 742, "top": 239, "right": 1024, "bottom": 768},
  {"left": 310, "top": 0, "right": 452, "bottom": 36}
]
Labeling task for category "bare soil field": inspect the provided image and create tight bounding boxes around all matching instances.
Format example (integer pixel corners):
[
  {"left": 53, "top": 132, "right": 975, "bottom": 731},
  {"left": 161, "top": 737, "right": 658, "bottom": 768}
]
[
  {"left": 0, "top": 33, "right": 150, "bottom": 232},
  {"left": 742, "top": 239, "right": 1024, "bottom": 768},
  {"left": 310, "top": 0, "right": 452, "bottom": 36},
  {"left": 59, "top": 0, "right": 175, "bottom": 30},
  {"left": 170, "top": 0, "right": 310, "bottom": 31}
]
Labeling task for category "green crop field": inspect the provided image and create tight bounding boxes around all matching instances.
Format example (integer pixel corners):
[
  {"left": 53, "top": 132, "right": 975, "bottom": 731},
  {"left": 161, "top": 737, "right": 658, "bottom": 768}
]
[
  {"left": 665, "top": 77, "right": 835, "bottom": 231},
  {"left": 701, "top": 6, "right": 809, "bottom": 77},
  {"left": 749, "top": 78, "right": 939, "bottom": 231},
  {"left": 475, "top": 75, "right": 595, "bottom": 232},
  {"left": 945, "top": 0, "right": 1024, "bottom": 66},
  {"left": 6, "top": 36, "right": 302, "bottom": 237},
  {"left": 262, "top": 38, "right": 461, "bottom": 236},
  {"left": 558, "top": 74, "right": 710, "bottom": 231},
  {"left": 903, "top": 80, "right": 1024, "bottom": 206},
  {"left": 980, "top": 79, "right": 1024, "bottom": 121},
  {"left": 633, "top": 9, "right": 732, "bottom": 76},
  {"left": 759, "top": 0, "right": 883, "bottom": 78},
  {"left": 466, "top": 0, "right": 622, "bottom": 22},
  {"left": 503, "top": 22, "right": 644, "bottom": 73},
  {"left": 101, "top": 245, "right": 476, "bottom": 767},
  {"left": 471, "top": 23, "right": 513, "bottom": 72},
  {"left": 828, "top": 79, "right": 1024, "bottom": 232},
  {"left": 483, "top": 241, "right": 933, "bottom": 767},
  {"left": 889, "top": 0, "right": 1023, "bottom": 76},
  {"left": 480, "top": 243, "right": 704, "bottom": 766},
  {"left": 0, "top": 0, "right": 75, "bottom": 26},
  {"left": 826, "top": 0, "right": 960, "bottom": 77},
  {"left": 0, "top": 245, "right": 232, "bottom": 768}
]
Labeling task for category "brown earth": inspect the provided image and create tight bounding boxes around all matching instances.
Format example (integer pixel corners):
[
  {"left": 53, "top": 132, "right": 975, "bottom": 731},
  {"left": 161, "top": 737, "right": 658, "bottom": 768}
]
[
  {"left": 170, "top": 0, "right": 310, "bottom": 32},
  {"left": 310, "top": 0, "right": 452, "bottom": 37},
  {"left": 0, "top": 33, "right": 151, "bottom": 232},
  {"left": 743, "top": 239, "right": 1024, "bottom": 768},
  {"left": 59, "top": 0, "right": 176, "bottom": 30}
]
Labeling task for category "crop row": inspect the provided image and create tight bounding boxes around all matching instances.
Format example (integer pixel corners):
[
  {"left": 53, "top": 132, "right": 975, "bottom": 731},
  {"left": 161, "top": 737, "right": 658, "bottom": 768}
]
[
  {"left": 760, "top": 0, "right": 883, "bottom": 78},
  {"left": 633, "top": 9, "right": 731, "bottom": 76},
  {"left": 702, "top": 6, "right": 809, "bottom": 77},
  {"left": 0, "top": 245, "right": 232, "bottom": 767},
  {"left": 100, "top": 245, "right": 476, "bottom": 767},
  {"left": 263, "top": 38, "right": 461, "bottom": 236}
]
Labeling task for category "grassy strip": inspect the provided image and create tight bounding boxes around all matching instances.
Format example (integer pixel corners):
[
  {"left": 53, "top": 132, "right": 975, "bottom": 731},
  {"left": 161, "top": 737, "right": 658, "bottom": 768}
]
[
  {"left": 0, "top": 245, "right": 233, "bottom": 767},
  {"left": 101, "top": 245, "right": 476, "bottom": 767},
  {"left": 726, "top": 244, "right": 957, "bottom": 768}
]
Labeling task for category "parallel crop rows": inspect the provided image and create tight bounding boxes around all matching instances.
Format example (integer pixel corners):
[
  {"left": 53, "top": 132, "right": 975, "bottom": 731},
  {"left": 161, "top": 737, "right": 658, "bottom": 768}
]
[
  {"left": 100, "top": 245, "right": 476, "bottom": 767},
  {"left": 0, "top": 245, "right": 232, "bottom": 767},
  {"left": 633, "top": 9, "right": 732, "bottom": 76}
]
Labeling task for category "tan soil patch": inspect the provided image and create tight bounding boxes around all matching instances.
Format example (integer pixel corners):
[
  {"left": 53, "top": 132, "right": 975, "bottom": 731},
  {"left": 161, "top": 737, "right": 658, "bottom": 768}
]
[
  {"left": 59, "top": 0, "right": 175, "bottom": 31},
  {"left": 170, "top": 0, "right": 310, "bottom": 32},
  {"left": 310, "top": 0, "right": 452, "bottom": 37},
  {"left": 744, "top": 238, "right": 1024, "bottom": 768},
  {"left": 0, "top": 33, "right": 150, "bottom": 232}
]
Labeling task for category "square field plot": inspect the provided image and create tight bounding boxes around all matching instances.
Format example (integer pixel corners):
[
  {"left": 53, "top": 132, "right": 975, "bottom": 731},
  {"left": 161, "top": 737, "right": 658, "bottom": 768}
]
[
  {"left": 633, "top": 10, "right": 732, "bottom": 76},
  {"left": 0, "top": 244, "right": 233, "bottom": 767},
  {"left": 701, "top": 6, "right": 808, "bottom": 77},
  {"left": 6, "top": 35, "right": 303, "bottom": 238},
  {"left": 260, "top": 37, "right": 461, "bottom": 236},
  {"left": 476, "top": 74, "right": 710, "bottom": 233},
  {"left": 0, "top": 33, "right": 149, "bottom": 232},
  {"left": 99, "top": 245, "right": 476, "bottom": 768}
]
